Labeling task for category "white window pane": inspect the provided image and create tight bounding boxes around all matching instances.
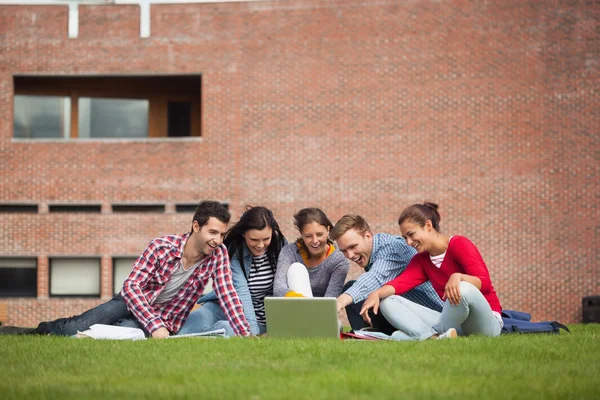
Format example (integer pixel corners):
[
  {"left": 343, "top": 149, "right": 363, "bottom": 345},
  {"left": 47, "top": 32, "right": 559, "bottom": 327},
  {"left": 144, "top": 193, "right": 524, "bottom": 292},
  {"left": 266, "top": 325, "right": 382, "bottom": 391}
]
[
  {"left": 51, "top": 258, "right": 100, "bottom": 296},
  {"left": 113, "top": 258, "right": 136, "bottom": 294},
  {"left": 0, "top": 258, "right": 36, "bottom": 268},
  {"left": 14, "top": 95, "right": 71, "bottom": 139},
  {"left": 78, "top": 97, "right": 148, "bottom": 138}
]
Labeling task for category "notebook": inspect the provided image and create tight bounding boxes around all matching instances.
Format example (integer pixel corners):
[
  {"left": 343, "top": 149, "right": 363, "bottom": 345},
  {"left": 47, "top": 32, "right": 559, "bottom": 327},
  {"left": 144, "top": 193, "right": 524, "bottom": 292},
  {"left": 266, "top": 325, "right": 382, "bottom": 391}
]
[{"left": 264, "top": 297, "right": 340, "bottom": 339}]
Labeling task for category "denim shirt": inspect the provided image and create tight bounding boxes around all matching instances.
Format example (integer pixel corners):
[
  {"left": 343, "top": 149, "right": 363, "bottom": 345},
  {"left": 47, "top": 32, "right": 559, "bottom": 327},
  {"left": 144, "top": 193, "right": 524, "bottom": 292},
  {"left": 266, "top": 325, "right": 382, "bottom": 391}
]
[{"left": 343, "top": 233, "right": 443, "bottom": 312}]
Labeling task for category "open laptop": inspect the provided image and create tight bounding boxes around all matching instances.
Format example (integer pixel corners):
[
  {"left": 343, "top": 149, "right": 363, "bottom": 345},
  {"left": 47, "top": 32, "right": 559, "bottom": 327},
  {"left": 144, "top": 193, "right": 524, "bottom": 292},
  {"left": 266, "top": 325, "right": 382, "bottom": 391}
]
[{"left": 264, "top": 297, "right": 340, "bottom": 339}]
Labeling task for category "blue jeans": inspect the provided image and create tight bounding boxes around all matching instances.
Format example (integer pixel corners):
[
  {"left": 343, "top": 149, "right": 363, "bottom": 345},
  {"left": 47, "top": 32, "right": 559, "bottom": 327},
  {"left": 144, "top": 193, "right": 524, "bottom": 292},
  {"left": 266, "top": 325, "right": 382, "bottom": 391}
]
[
  {"left": 177, "top": 301, "right": 266, "bottom": 337},
  {"left": 35, "top": 294, "right": 144, "bottom": 336},
  {"left": 380, "top": 282, "right": 502, "bottom": 340}
]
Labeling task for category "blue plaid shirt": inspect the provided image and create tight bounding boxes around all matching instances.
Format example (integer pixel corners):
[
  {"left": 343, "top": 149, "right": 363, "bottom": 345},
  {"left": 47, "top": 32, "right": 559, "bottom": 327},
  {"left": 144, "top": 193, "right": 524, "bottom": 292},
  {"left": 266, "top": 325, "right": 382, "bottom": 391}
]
[{"left": 343, "top": 233, "right": 443, "bottom": 311}]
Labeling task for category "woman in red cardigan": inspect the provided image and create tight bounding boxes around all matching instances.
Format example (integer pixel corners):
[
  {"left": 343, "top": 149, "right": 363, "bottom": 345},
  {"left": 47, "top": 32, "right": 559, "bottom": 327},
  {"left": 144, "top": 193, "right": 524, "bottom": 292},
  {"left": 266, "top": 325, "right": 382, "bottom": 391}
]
[{"left": 360, "top": 202, "right": 503, "bottom": 340}]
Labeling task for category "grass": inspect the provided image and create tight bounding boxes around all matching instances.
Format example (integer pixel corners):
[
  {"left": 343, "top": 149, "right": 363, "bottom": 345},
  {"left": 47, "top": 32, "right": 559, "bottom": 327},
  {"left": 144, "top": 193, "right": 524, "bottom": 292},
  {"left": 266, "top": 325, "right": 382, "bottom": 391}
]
[{"left": 1, "top": 324, "right": 599, "bottom": 400}]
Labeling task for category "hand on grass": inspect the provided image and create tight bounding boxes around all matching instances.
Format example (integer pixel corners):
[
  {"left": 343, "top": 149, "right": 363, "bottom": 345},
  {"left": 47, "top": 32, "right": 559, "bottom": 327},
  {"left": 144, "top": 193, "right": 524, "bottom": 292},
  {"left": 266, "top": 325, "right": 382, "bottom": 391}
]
[
  {"left": 443, "top": 273, "right": 462, "bottom": 305},
  {"left": 151, "top": 327, "right": 170, "bottom": 339},
  {"left": 359, "top": 292, "right": 380, "bottom": 326}
]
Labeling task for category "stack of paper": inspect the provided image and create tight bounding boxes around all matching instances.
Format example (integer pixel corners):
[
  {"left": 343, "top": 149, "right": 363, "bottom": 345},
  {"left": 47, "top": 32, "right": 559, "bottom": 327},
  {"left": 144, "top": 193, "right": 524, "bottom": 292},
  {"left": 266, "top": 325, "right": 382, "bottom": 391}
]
[
  {"left": 75, "top": 325, "right": 228, "bottom": 340},
  {"left": 76, "top": 324, "right": 146, "bottom": 340},
  {"left": 169, "top": 328, "right": 227, "bottom": 339},
  {"left": 349, "top": 330, "right": 395, "bottom": 340}
]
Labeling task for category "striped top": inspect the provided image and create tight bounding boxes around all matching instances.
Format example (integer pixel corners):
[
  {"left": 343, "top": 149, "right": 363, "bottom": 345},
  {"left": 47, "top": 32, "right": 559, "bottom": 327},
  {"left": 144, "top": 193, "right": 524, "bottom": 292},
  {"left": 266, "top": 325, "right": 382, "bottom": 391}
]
[
  {"left": 429, "top": 252, "right": 445, "bottom": 269},
  {"left": 429, "top": 236, "right": 453, "bottom": 269},
  {"left": 248, "top": 253, "right": 275, "bottom": 325}
]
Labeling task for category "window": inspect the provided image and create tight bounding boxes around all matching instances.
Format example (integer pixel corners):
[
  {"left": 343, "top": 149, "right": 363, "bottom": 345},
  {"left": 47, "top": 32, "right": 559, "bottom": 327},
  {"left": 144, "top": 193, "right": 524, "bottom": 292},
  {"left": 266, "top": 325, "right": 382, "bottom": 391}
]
[
  {"left": 175, "top": 203, "right": 199, "bottom": 213},
  {"left": 0, "top": 258, "right": 37, "bottom": 297},
  {"left": 50, "top": 258, "right": 100, "bottom": 297},
  {"left": 113, "top": 257, "right": 136, "bottom": 295},
  {"left": 14, "top": 95, "right": 71, "bottom": 139},
  {"left": 48, "top": 204, "right": 101, "bottom": 213},
  {"left": 176, "top": 203, "right": 228, "bottom": 213},
  {"left": 0, "top": 204, "right": 38, "bottom": 213},
  {"left": 79, "top": 98, "right": 149, "bottom": 138},
  {"left": 168, "top": 101, "right": 192, "bottom": 137},
  {"left": 13, "top": 75, "right": 201, "bottom": 140},
  {"left": 112, "top": 204, "right": 165, "bottom": 213}
]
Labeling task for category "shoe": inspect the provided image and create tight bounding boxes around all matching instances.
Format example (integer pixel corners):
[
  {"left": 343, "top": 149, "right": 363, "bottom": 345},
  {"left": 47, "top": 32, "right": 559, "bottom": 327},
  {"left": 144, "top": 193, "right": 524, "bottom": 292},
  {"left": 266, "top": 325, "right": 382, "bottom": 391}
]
[
  {"left": 437, "top": 328, "right": 458, "bottom": 340},
  {"left": 0, "top": 326, "right": 37, "bottom": 335}
]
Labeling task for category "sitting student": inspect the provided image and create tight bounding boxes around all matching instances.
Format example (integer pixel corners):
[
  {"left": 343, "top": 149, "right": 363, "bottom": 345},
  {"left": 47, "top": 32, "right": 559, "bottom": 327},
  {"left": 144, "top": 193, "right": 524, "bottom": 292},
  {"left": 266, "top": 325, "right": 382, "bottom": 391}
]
[
  {"left": 178, "top": 206, "right": 286, "bottom": 336},
  {"left": 360, "top": 202, "right": 503, "bottom": 340},
  {"left": 331, "top": 214, "right": 443, "bottom": 334},
  {"left": 0, "top": 201, "right": 251, "bottom": 338},
  {"left": 273, "top": 208, "right": 349, "bottom": 299}
]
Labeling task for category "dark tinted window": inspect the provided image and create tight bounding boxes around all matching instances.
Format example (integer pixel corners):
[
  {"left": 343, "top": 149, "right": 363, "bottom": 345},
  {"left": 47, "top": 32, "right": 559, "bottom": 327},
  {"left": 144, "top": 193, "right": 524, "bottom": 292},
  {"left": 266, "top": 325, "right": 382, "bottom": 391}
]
[{"left": 0, "top": 258, "right": 37, "bottom": 297}]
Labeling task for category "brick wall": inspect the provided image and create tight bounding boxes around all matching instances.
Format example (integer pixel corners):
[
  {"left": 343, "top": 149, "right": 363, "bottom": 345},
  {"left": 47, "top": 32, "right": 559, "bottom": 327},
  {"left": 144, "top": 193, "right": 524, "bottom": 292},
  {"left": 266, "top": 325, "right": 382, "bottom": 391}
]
[{"left": 0, "top": 0, "right": 598, "bottom": 326}]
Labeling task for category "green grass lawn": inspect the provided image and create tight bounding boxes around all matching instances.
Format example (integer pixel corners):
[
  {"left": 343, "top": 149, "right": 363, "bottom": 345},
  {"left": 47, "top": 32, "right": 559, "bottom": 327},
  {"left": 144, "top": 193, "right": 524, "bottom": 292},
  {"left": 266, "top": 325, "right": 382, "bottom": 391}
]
[{"left": 1, "top": 324, "right": 599, "bottom": 400}]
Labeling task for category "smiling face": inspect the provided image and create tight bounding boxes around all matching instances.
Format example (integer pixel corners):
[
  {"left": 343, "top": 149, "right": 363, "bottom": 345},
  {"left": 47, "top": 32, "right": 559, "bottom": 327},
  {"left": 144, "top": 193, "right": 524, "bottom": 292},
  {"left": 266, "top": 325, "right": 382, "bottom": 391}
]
[
  {"left": 335, "top": 228, "right": 373, "bottom": 269},
  {"left": 300, "top": 221, "right": 330, "bottom": 259},
  {"left": 243, "top": 227, "right": 273, "bottom": 257},
  {"left": 399, "top": 220, "right": 433, "bottom": 254},
  {"left": 191, "top": 217, "right": 228, "bottom": 256}
]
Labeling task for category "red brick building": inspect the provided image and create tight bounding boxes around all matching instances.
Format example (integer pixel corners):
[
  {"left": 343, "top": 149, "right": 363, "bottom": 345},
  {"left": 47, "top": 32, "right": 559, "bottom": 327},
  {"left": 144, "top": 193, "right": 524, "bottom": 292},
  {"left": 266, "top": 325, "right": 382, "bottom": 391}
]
[{"left": 0, "top": 0, "right": 598, "bottom": 327}]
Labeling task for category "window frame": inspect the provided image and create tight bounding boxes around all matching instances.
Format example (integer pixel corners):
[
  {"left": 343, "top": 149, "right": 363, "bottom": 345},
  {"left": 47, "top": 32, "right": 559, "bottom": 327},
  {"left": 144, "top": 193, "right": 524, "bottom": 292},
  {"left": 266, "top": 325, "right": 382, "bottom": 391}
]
[
  {"left": 112, "top": 256, "right": 138, "bottom": 295},
  {"left": 0, "top": 257, "right": 38, "bottom": 298},
  {"left": 13, "top": 75, "right": 202, "bottom": 141},
  {"left": 49, "top": 257, "right": 102, "bottom": 298}
]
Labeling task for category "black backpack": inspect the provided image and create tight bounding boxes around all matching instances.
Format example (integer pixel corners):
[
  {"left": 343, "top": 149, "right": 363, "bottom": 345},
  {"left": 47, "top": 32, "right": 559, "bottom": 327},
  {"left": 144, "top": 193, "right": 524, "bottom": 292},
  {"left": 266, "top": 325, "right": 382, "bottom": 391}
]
[{"left": 501, "top": 310, "right": 570, "bottom": 334}]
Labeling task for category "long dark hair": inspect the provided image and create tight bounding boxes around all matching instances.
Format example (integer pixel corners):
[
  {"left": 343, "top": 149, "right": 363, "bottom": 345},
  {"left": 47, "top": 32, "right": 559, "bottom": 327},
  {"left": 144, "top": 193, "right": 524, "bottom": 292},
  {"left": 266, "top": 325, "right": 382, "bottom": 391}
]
[{"left": 224, "top": 206, "right": 285, "bottom": 276}]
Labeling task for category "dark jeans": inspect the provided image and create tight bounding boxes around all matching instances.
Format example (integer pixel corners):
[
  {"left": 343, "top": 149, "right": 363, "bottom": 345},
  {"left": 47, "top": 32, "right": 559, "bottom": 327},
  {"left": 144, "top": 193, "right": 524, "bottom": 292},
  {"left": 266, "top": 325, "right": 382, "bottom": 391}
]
[
  {"left": 343, "top": 280, "right": 397, "bottom": 335},
  {"left": 34, "top": 294, "right": 145, "bottom": 336}
]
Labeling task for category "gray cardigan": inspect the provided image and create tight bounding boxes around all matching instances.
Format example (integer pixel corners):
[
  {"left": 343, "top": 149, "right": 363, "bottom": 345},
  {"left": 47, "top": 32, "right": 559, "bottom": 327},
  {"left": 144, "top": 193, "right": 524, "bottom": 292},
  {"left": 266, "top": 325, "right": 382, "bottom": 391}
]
[{"left": 273, "top": 242, "right": 349, "bottom": 298}]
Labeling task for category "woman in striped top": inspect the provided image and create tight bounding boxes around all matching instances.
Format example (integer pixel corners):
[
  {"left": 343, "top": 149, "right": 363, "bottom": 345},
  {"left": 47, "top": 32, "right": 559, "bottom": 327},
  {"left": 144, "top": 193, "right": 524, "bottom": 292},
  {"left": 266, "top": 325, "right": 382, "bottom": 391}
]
[
  {"left": 178, "top": 206, "right": 286, "bottom": 336},
  {"left": 273, "top": 208, "right": 349, "bottom": 299},
  {"left": 359, "top": 202, "right": 503, "bottom": 340}
]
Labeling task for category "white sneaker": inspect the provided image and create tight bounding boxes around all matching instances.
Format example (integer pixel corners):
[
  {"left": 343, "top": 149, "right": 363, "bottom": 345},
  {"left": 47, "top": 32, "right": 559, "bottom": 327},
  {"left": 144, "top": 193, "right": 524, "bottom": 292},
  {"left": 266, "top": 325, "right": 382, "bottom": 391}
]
[{"left": 437, "top": 328, "right": 458, "bottom": 340}]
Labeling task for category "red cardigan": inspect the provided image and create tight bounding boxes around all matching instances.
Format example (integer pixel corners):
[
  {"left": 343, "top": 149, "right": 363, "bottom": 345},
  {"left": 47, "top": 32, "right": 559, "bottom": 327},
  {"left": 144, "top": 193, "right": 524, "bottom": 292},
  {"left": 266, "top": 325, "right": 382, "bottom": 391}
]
[{"left": 386, "top": 236, "right": 502, "bottom": 313}]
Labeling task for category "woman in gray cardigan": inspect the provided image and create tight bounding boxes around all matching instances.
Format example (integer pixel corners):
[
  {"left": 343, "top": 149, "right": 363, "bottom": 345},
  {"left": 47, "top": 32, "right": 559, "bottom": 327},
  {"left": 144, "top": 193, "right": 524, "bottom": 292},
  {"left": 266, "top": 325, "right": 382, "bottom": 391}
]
[{"left": 274, "top": 208, "right": 349, "bottom": 298}]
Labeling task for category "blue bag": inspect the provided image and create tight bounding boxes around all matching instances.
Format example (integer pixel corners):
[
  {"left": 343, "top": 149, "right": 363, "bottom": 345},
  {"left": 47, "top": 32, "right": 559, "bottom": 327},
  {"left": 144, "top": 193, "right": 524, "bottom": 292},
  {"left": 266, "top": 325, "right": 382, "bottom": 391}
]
[{"left": 501, "top": 310, "right": 570, "bottom": 334}]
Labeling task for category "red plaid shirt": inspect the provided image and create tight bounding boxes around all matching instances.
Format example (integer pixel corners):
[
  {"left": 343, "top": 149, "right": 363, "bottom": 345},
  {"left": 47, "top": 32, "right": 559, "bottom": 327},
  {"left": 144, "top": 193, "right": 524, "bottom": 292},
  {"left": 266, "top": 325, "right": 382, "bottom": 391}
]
[{"left": 121, "top": 232, "right": 251, "bottom": 336}]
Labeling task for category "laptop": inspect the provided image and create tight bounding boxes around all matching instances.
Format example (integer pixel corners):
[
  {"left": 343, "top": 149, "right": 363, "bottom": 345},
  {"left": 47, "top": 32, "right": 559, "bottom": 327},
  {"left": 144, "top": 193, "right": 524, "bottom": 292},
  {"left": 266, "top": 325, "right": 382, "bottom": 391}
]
[{"left": 264, "top": 297, "right": 340, "bottom": 339}]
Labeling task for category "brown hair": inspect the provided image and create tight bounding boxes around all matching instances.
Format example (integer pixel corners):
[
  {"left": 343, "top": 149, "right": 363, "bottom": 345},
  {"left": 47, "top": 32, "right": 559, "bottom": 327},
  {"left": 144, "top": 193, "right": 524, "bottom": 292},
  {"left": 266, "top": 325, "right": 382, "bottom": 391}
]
[
  {"left": 293, "top": 207, "right": 334, "bottom": 254},
  {"left": 191, "top": 201, "right": 231, "bottom": 232},
  {"left": 397, "top": 202, "right": 441, "bottom": 231},
  {"left": 330, "top": 214, "right": 371, "bottom": 241},
  {"left": 293, "top": 207, "right": 333, "bottom": 232}
]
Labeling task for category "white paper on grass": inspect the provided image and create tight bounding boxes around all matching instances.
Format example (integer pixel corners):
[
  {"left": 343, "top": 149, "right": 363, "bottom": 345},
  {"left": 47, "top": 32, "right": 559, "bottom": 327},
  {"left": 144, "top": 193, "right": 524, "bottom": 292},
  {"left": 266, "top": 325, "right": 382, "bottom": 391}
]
[
  {"left": 352, "top": 330, "right": 395, "bottom": 340},
  {"left": 76, "top": 324, "right": 146, "bottom": 340},
  {"left": 75, "top": 324, "right": 227, "bottom": 340},
  {"left": 168, "top": 328, "right": 227, "bottom": 339}
]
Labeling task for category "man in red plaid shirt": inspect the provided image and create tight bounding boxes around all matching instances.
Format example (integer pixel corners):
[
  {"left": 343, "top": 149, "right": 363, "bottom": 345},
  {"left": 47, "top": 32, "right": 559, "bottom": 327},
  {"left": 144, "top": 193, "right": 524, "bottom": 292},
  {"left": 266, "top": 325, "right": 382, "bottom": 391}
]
[{"left": 1, "top": 201, "right": 251, "bottom": 338}]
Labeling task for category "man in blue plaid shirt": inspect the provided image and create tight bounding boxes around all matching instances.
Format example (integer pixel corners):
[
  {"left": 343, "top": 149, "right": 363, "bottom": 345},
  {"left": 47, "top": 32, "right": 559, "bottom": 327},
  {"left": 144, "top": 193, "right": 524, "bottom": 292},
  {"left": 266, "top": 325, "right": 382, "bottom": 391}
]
[{"left": 331, "top": 214, "right": 443, "bottom": 333}]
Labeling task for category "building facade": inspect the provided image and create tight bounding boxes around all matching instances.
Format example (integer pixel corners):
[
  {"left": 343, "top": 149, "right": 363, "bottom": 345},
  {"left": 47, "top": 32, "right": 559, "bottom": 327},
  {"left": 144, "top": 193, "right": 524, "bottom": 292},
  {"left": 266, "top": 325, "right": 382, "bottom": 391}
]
[{"left": 0, "top": 0, "right": 598, "bottom": 326}]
